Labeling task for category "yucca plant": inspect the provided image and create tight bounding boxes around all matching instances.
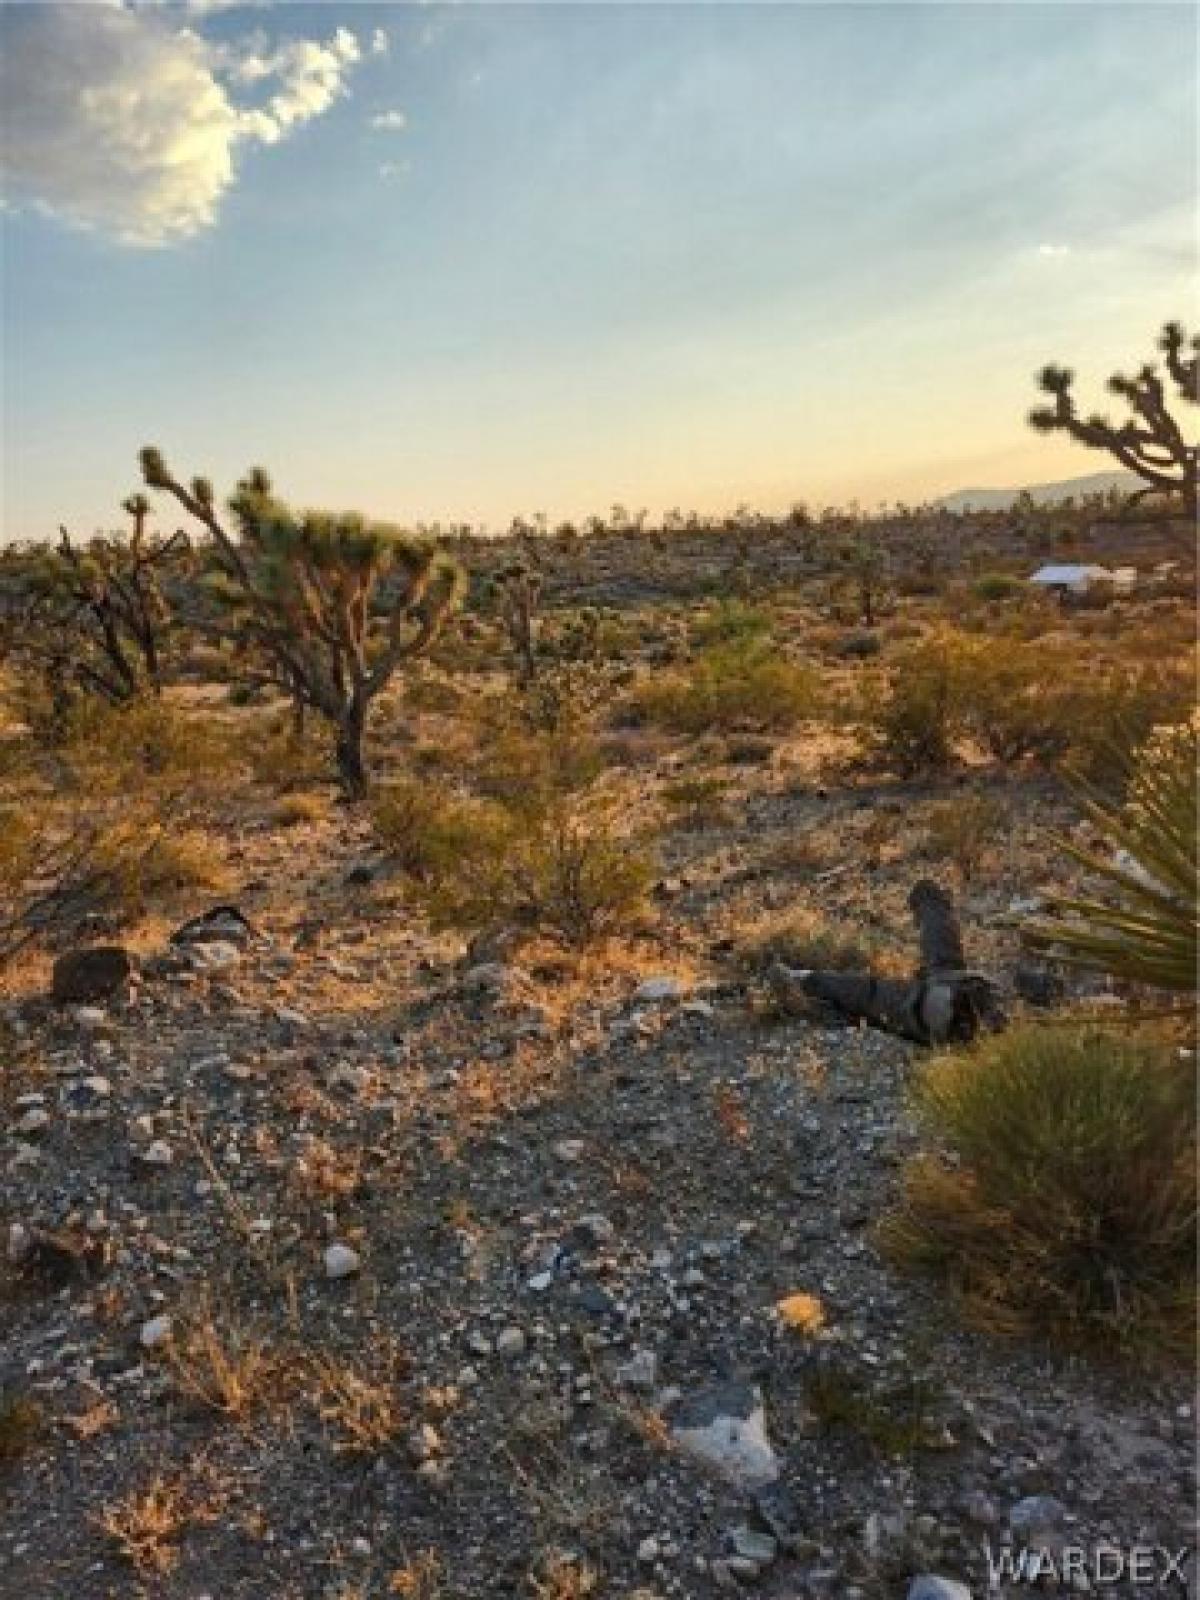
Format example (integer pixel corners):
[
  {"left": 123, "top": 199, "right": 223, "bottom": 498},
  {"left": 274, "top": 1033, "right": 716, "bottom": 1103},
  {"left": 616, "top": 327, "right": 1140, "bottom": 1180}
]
[{"left": 1027, "top": 716, "right": 1197, "bottom": 999}]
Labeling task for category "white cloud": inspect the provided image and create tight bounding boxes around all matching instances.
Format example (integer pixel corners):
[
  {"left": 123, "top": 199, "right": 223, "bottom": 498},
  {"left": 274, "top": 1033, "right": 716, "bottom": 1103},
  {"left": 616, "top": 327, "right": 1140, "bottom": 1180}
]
[
  {"left": 371, "top": 28, "right": 390, "bottom": 57},
  {"left": 1037, "top": 243, "right": 1072, "bottom": 259},
  {"left": 0, "top": 4, "right": 367, "bottom": 246},
  {"left": 379, "top": 160, "right": 411, "bottom": 181},
  {"left": 370, "top": 109, "right": 408, "bottom": 132}
]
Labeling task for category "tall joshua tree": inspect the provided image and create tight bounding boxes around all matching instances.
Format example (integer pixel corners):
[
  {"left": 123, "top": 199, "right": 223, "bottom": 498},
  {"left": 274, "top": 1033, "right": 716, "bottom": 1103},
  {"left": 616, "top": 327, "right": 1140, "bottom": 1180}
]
[
  {"left": 1028, "top": 320, "right": 1198, "bottom": 518},
  {"left": 139, "top": 448, "right": 465, "bottom": 797}
]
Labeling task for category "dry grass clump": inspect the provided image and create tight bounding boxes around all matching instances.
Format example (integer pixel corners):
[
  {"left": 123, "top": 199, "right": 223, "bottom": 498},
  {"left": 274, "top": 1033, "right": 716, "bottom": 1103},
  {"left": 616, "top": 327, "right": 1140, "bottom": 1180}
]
[
  {"left": 159, "top": 1301, "right": 287, "bottom": 1420},
  {"left": 97, "top": 1465, "right": 224, "bottom": 1576},
  {"left": 271, "top": 790, "right": 330, "bottom": 827},
  {"left": 661, "top": 774, "right": 735, "bottom": 829},
  {"left": 881, "top": 1026, "right": 1196, "bottom": 1353},
  {"left": 734, "top": 908, "right": 877, "bottom": 975},
  {"left": 311, "top": 1340, "right": 410, "bottom": 1456}
]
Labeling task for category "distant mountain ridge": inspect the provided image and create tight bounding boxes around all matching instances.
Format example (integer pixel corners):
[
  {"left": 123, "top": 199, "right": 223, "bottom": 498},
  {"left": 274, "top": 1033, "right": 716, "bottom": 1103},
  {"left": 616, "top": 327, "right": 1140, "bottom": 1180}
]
[{"left": 936, "top": 470, "right": 1139, "bottom": 513}]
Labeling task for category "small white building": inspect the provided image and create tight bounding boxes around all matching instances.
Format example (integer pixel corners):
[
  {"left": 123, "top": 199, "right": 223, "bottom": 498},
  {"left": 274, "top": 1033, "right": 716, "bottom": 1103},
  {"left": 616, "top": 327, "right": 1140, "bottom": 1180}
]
[{"left": 1028, "top": 563, "right": 1115, "bottom": 596}]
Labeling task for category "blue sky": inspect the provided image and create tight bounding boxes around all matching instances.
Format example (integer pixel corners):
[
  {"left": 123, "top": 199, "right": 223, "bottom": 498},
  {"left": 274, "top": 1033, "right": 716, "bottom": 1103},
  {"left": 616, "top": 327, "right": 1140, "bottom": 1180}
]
[{"left": 2, "top": 2, "right": 1195, "bottom": 538}]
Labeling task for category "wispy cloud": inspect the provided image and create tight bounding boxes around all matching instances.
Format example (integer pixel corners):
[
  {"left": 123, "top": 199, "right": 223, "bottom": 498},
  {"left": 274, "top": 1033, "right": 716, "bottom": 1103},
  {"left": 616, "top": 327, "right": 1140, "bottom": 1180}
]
[
  {"left": 1037, "top": 243, "right": 1072, "bottom": 259},
  {"left": 0, "top": 4, "right": 368, "bottom": 246},
  {"left": 370, "top": 109, "right": 408, "bottom": 133}
]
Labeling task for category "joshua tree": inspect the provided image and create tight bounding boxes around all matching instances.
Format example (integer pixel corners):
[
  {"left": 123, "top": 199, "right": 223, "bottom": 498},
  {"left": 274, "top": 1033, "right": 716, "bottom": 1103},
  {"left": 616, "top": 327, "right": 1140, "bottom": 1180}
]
[
  {"left": 0, "top": 500, "right": 187, "bottom": 714},
  {"left": 1029, "top": 321, "right": 1198, "bottom": 518},
  {"left": 492, "top": 561, "right": 543, "bottom": 684},
  {"left": 139, "top": 448, "right": 464, "bottom": 797}
]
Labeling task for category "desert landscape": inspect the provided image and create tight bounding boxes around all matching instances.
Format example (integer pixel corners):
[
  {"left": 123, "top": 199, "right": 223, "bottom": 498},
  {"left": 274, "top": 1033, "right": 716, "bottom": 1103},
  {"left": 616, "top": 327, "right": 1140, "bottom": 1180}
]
[{"left": 0, "top": 5, "right": 1196, "bottom": 1599}]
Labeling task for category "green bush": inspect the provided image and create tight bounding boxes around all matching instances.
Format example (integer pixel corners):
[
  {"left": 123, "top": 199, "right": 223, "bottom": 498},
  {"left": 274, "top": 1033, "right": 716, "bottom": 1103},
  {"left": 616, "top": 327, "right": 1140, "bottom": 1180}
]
[
  {"left": 867, "top": 634, "right": 965, "bottom": 774},
  {"left": 882, "top": 1026, "right": 1196, "bottom": 1352},
  {"left": 632, "top": 640, "right": 816, "bottom": 735},
  {"left": 972, "top": 573, "right": 1022, "bottom": 602}
]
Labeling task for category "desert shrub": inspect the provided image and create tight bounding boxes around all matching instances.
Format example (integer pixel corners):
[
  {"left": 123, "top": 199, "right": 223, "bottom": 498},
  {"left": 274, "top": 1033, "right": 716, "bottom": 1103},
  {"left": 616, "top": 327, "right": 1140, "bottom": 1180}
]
[
  {"left": 372, "top": 777, "right": 652, "bottom": 946},
  {"left": 472, "top": 718, "right": 604, "bottom": 819},
  {"left": 867, "top": 633, "right": 966, "bottom": 774},
  {"left": 271, "top": 791, "right": 330, "bottom": 828},
  {"left": 370, "top": 779, "right": 511, "bottom": 882},
  {"left": 954, "top": 640, "right": 1070, "bottom": 763},
  {"left": 972, "top": 572, "right": 1021, "bottom": 602},
  {"left": 1027, "top": 715, "right": 1197, "bottom": 997},
  {"left": 924, "top": 792, "right": 1007, "bottom": 882},
  {"left": 1056, "top": 664, "right": 1195, "bottom": 790},
  {"left": 662, "top": 775, "right": 734, "bottom": 829},
  {"left": 881, "top": 1026, "right": 1196, "bottom": 1352},
  {"left": 631, "top": 640, "right": 816, "bottom": 735},
  {"left": 691, "top": 599, "right": 773, "bottom": 648}
]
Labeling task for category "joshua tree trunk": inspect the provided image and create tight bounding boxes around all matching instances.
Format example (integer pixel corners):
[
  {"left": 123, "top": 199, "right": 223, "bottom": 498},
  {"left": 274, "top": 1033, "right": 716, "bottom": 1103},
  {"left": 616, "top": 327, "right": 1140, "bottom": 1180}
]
[
  {"left": 334, "top": 700, "right": 369, "bottom": 799},
  {"left": 769, "top": 880, "right": 1006, "bottom": 1046}
]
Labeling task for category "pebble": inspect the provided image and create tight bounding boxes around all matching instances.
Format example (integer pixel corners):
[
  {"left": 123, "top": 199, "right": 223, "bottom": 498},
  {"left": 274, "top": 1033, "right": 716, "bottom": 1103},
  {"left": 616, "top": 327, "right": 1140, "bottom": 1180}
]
[
  {"left": 907, "top": 1580, "right": 972, "bottom": 1600},
  {"left": 553, "top": 1139, "right": 586, "bottom": 1162},
  {"left": 323, "top": 1243, "right": 361, "bottom": 1280},
  {"left": 495, "top": 1327, "right": 527, "bottom": 1358},
  {"left": 140, "top": 1314, "right": 173, "bottom": 1349}
]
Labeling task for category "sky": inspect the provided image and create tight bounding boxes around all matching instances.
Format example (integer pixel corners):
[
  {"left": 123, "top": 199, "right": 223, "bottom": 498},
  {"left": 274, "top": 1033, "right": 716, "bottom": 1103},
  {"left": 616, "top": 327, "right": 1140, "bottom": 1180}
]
[{"left": 1, "top": 1, "right": 1196, "bottom": 539}]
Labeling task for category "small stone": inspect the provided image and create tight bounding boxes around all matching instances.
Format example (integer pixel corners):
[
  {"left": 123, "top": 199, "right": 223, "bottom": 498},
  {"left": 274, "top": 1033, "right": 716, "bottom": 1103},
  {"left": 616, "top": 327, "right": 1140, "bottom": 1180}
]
[
  {"left": 616, "top": 1349, "right": 658, "bottom": 1392},
  {"left": 553, "top": 1139, "right": 586, "bottom": 1163},
  {"left": 906, "top": 1579, "right": 972, "bottom": 1600},
  {"left": 495, "top": 1327, "right": 527, "bottom": 1358},
  {"left": 140, "top": 1313, "right": 173, "bottom": 1349},
  {"left": 636, "top": 1536, "right": 660, "bottom": 1565},
  {"left": 140, "top": 1140, "right": 174, "bottom": 1167},
  {"left": 527, "top": 1270, "right": 554, "bottom": 1293},
  {"left": 633, "top": 977, "right": 682, "bottom": 1003},
  {"left": 323, "top": 1243, "right": 361, "bottom": 1280},
  {"left": 1008, "top": 1495, "right": 1067, "bottom": 1539},
  {"left": 669, "top": 1381, "right": 780, "bottom": 1490},
  {"left": 14, "top": 1108, "right": 50, "bottom": 1136},
  {"left": 730, "top": 1527, "right": 777, "bottom": 1565}
]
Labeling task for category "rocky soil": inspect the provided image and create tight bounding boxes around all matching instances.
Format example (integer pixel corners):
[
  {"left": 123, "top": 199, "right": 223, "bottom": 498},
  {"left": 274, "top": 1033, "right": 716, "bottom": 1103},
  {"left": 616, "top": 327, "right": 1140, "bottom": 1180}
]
[{"left": 1, "top": 768, "right": 1194, "bottom": 1600}]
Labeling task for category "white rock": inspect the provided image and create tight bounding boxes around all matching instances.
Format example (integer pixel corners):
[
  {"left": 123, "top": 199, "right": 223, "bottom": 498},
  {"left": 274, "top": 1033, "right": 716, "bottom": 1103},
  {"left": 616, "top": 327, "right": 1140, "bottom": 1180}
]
[
  {"left": 907, "top": 1580, "right": 972, "bottom": 1600},
  {"left": 324, "top": 1243, "right": 361, "bottom": 1280},
  {"left": 14, "top": 1108, "right": 50, "bottom": 1135},
  {"left": 553, "top": 1139, "right": 586, "bottom": 1162},
  {"left": 670, "top": 1381, "right": 780, "bottom": 1490},
  {"left": 142, "top": 1140, "right": 174, "bottom": 1167},
  {"left": 634, "top": 976, "right": 683, "bottom": 1003},
  {"left": 636, "top": 1536, "right": 661, "bottom": 1564},
  {"left": 495, "top": 1326, "right": 527, "bottom": 1358},
  {"left": 140, "top": 1313, "right": 173, "bottom": 1349}
]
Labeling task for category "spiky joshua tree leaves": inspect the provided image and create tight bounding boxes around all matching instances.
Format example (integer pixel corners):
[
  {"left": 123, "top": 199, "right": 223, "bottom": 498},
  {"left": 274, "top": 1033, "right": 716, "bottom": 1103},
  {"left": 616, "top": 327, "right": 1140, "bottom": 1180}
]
[
  {"left": 1027, "top": 717, "right": 1198, "bottom": 1002},
  {"left": 1028, "top": 321, "right": 1198, "bottom": 518},
  {"left": 139, "top": 448, "right": 465, "bottom": 797}
]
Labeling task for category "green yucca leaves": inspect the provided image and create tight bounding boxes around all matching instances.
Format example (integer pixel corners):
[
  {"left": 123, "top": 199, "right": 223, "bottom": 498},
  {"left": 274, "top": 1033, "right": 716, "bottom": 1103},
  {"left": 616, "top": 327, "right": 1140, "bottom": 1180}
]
[{"left": 1028, "top": 718, "right": 1198, "bottom": 995}]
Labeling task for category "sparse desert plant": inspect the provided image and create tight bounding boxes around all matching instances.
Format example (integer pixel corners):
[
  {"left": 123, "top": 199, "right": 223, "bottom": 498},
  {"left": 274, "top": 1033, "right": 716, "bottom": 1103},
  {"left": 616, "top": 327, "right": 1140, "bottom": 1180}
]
[
  {"left": 881, "top": 1026, "right": 1196, "bottom": 1351},
  {"left": 1056, "top": 664, "right": 1195, "bottom": 790},
  {"left": 924, "top": 792, "right": 1007, "bottom": 883},
  {"left": 661, "top": 774, "right": 734, "bottom": 829},
  {"left": 271, "top": 791, "right": 330, "bottom": 828},
  {"left": 1027, "top": 716, "right": 1197, "bottom": 998},
  {"left": 140, "top": 448, "right": 465, "bottom": 796}
]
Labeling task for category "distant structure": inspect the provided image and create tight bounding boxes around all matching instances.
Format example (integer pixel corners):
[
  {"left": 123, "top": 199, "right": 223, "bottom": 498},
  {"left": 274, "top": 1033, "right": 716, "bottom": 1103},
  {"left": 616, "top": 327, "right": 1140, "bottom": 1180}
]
[{"left": 1028, "top": 562, "right": 1129, "bottom": 598}]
